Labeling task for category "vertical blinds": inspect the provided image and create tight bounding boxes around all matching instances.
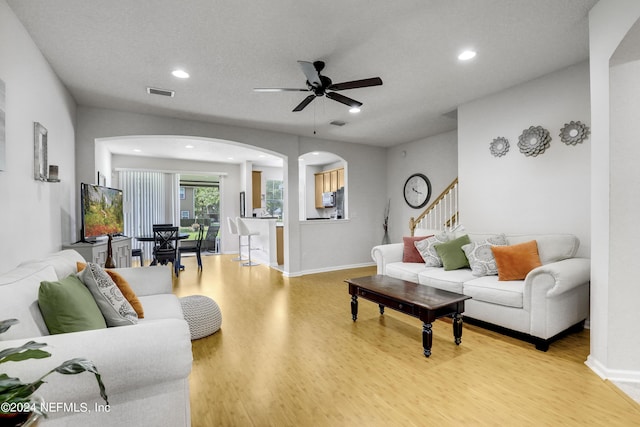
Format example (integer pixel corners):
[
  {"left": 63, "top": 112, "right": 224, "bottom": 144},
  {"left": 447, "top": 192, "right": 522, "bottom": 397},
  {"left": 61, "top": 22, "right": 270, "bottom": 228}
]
[{"left": 118, "top": 170, "right": 176, "bottom": 261}]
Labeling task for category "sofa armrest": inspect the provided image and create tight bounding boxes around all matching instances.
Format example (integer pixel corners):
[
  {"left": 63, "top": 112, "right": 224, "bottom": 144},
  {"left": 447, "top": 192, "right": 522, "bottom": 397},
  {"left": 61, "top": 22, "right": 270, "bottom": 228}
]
[
  {"left": 113, "top": 265, "right": 173, "bottom": 296},
  {"left": 0, "top": 319, "right": 192, "bottom": 406},
  {"left": 371, "top": 243, "right": 403, "bottom": 275},
  {"left": 525, "top": 258, "right": 591, "bottom": 297}
]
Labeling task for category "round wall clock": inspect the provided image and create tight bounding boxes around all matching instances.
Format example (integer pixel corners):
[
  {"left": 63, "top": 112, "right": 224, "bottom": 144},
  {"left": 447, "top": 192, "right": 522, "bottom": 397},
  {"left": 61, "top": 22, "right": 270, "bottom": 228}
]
[{"left": 403, "top": 173, "right": 431, "bottom": 209}]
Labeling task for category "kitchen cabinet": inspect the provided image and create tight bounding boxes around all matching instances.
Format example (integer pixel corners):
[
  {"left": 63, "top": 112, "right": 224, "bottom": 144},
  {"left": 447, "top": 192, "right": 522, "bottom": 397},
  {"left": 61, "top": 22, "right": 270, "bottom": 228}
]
[
  {"left": 276, "top": 225, "right": 284, "bottom": 265},
  {"left": 315, "top": 173, "right": 324, "bottom": 209},
  {"left": 314, "top": 167, "right": 344, "bottom": 208},
  {"left": 252, "top": 171, "right": 262, "bottom": 209}
]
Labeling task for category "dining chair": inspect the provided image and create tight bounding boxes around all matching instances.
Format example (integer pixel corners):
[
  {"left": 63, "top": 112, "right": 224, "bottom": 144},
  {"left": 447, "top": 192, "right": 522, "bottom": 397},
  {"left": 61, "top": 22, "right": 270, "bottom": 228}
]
[
  {"left": 178, "top": 226, "right": 205, "bottom": 271},
  {"left": 152, "top": 225, "right": 180, "bottom": 276},
  {"left": 236, "top": 217, "right": 260, "bottom": 267}
]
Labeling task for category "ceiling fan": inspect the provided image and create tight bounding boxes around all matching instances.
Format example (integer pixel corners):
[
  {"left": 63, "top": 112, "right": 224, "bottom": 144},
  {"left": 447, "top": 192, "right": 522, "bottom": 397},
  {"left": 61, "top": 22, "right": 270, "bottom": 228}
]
[{"left": 254, "top": 60, "right": 383, "bottom": 112}]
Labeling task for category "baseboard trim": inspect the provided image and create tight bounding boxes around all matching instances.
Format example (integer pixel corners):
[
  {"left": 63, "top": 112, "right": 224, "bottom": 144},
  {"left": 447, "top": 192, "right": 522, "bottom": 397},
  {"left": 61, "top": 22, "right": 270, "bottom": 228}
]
[
  {"left": 281, "top": 262, "right": 376, "bottom": 277},
  {"left": 585, "top": 355, "right": 640, "bottom": 382}
]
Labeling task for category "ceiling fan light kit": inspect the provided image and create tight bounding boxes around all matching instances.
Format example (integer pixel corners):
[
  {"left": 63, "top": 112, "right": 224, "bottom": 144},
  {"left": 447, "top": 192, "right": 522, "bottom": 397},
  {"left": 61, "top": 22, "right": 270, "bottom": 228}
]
[{"left": 254, "top": 60, "right": 383, "bottom": 112}]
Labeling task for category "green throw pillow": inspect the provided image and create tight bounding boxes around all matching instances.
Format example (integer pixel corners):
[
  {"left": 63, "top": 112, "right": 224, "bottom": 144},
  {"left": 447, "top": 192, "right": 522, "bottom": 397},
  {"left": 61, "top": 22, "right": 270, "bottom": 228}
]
[
  {"left": 434, "top": 234, "right": 472, "bottom": 271},
  {"left": 38, "top": 274, "right": 107, "bottom": 334}
]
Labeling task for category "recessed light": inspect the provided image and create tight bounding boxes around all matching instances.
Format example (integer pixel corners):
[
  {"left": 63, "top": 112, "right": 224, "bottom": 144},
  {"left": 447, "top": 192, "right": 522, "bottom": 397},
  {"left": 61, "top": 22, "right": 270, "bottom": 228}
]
[
  {"left": 133, "top": 149, "right": 142, "bottom": 153},
  {"left": 458, "top": 50, "right": 477, "bottom": 61},
  {"left": 185, "top": 144, "right": 194, "bottom": 149},
  {"left": 172, "top": 69, "right": 190, "bottom": 79},
  {"left": 312, "top": 152, "right": 319, "bottom": 155},
  {"left": 349, "top": 107, "right": 361, "bottom": 114},
  {"left": 227, "top": 157, "right": 234, "bottom": 160}
]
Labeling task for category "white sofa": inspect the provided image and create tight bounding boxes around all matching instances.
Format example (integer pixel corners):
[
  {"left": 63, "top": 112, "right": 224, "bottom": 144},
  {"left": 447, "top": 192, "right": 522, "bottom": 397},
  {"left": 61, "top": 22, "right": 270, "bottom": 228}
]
[
  {"left": 371, "top": 231, "right": 590, "bottom": 350},
  {"left": 0, "top": 250, "right": 192, "bottom": 427}
]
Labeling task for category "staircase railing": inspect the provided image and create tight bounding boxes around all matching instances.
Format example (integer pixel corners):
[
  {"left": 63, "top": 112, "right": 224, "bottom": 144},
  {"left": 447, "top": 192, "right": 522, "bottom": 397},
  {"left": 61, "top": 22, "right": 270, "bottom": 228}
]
[{"left": 409, "top": 178, "right": 458, "bottom": 236}]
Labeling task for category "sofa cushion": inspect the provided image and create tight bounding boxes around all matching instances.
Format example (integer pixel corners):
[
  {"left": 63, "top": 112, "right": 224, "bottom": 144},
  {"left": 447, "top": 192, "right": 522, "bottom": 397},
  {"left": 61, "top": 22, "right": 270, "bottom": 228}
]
[
  {"left": 38, "top": 274, "right": 108, "bottom": 334},
  {"left": 402, "top": 235, "right": 430, "bottom": 263},
  {"left": 492, "top": 240, "right": 542, "bottom": 281},
  {"left": 0, "top": 264, "right": 56, "bottom": 340},
  {"left": 417, "top": 268, "right": 475, "bottom": 294},
  {"left": 463, "top": 276, "right": 524, "bottom": 308},
  {"left": 78, "top": 262, "right": 144, "bottom": 318},
  {"left": 137, "top": 294, "right": 186, "bottom": 321},
  {"left": 461, "top": 234, "right": 507, "bottom": 277},
  {"left": 414, "top": 232, "right": 450, "bottom": 267},
  {"left": 19, "top": 249, "right": 86, "bottom": 280},
  {"left": 504, "top": 234, "right": 578, "bottom": 264},
  {"left": 78, "top": 263, "right": 138, "bottom": 327},
  {"left": 434, "top": 234, "right": 471, "bottom": 271},
  {"left": 386, "top": 262, "right": 429, "bottom": 282}
]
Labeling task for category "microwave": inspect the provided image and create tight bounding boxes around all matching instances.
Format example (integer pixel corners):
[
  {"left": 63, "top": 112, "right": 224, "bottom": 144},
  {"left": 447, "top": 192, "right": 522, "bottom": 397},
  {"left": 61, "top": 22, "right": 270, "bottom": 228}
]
[{"left": 322, "top": 191, "right": 336, "bottom": 208}]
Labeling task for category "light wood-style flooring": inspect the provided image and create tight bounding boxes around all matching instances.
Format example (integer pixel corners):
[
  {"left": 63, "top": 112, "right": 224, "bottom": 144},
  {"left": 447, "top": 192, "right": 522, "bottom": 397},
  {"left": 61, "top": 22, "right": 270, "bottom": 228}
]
[{"left": 172, "top": 254, "right": 640, "bottom": 426}]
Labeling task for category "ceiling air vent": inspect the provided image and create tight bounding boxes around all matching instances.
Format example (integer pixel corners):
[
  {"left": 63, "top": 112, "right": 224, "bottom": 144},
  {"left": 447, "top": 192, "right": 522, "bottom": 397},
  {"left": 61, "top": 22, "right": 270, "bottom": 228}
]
[
  {"left": 330, "top": 120, "right": 346, "bottom": 127},
  {"left": 146, "top": 87, "right": 175, "bottom": 97}
]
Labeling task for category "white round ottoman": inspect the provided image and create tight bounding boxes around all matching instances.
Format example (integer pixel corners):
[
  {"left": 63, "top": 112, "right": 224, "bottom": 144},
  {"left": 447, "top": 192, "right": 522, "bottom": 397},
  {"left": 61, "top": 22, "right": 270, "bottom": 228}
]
[{"left": 180, "top": 295, "right": 222, "bottom": 340}]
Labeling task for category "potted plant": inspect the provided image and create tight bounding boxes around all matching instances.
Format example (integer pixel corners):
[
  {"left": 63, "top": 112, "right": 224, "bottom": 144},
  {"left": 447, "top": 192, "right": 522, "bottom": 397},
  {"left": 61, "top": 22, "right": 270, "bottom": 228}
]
[{"left": 0, "top": 319, "right": 108, "bottom": 426}]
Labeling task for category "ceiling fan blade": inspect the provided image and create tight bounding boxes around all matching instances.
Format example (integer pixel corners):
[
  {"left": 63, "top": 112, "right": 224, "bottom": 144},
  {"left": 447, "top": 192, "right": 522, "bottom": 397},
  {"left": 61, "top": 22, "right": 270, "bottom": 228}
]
[
  {"left": 293, "top": 94, "right": 316, "bottom": 112},
  {"left": 254, "top": 88, "right": 309, "bottom": 92},
  {"left": 297, "top": 61, "right": 322, "bottom": 88},
  {"left": 328, "top": 77, "right": 383, "bottom": 91},
  {"left": 326, "top": 92, "right": 362, "bottom": 108}
]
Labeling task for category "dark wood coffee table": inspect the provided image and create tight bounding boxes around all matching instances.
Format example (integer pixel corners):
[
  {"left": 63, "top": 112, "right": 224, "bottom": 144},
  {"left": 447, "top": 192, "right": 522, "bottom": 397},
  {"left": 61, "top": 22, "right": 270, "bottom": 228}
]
[{"left": 346, "top": 275, "right": 471, "bottom": 357}]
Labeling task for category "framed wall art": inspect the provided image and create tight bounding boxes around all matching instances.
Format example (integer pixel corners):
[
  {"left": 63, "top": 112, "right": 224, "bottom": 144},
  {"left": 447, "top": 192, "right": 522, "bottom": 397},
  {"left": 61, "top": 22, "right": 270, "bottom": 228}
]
[{"left": 33, "top": 122, "right": 48, "bottom": 181}]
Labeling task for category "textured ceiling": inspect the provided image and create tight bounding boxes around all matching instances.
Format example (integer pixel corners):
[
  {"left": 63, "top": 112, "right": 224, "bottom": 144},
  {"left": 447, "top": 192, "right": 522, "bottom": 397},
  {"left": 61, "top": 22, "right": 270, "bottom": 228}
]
[{"left": 8, "top": 0, "right": 597, "bottom": 150}]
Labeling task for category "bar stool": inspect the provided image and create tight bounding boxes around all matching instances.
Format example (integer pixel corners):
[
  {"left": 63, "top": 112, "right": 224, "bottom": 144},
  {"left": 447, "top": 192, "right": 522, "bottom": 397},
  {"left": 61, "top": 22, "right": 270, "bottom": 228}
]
[
  {"left": 236, "top": 217, "right": 260, "bottom": 266},
  {"left": 227, "top": 217, "right": 243, "bottom": 261}
]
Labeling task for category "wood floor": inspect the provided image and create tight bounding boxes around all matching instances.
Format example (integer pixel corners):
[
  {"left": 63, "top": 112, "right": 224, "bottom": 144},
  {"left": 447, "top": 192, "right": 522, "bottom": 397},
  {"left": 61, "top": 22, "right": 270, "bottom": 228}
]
[{"left": 172, "top": 254, "right": 640, "bottom": 426}]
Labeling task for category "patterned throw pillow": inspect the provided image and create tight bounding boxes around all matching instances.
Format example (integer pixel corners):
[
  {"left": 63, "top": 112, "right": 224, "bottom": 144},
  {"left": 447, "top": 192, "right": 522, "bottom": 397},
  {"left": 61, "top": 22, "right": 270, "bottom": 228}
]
[
  {"left": 414, "top": 232, "right": 451, "bottom": 267},
  {"left": 78, "top": 262, "right": 138, "bottom": 327},
  {"left": 461, "top": 234, "right": 508, "bottom": 277}
]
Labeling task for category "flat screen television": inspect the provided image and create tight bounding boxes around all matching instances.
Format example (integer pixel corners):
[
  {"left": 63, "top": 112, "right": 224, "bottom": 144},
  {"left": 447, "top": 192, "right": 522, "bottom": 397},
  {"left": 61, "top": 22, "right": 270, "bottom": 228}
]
[{"left": 81, "top": 183, "right": 125, "bottom": 241}]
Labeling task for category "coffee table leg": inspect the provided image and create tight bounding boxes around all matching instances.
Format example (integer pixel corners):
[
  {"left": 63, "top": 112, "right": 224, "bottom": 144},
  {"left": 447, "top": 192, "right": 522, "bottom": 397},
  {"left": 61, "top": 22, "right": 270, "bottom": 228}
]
[
  {"left": 453, "top": 313, "right": 463, "bottom": 345},
  {"left": 423, "top": 322, "right": 432, "bottom": 357},
  {"left": 351, "top": 294, "right": 358, "bottom": 321},
  {"left": 379, "top": 304, "right": 385, "bottom": 315}
]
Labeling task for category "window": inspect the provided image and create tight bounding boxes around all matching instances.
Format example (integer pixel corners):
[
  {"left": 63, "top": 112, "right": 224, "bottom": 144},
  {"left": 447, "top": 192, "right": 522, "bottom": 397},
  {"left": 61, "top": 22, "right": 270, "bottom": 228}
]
[
  {"left": 180, "top": 187, "right": 186, "bottom": 200},
  {"left": 181, "top": 210, "right": 190, "bottom": 219},
  {"left": 265, "top": 179, "right": 284, "bottom": 219}
]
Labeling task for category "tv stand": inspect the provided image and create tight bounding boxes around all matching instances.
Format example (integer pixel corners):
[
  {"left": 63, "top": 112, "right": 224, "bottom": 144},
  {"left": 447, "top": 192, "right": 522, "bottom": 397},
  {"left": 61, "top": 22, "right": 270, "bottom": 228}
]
[{"left": 64, "top": 236, "right": 132, "bottom": 267}]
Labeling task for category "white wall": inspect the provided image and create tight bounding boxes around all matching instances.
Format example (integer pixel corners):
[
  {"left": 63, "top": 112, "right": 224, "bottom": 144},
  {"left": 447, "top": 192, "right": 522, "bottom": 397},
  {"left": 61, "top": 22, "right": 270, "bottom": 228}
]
[
  {"left": 609, "top": 59, "right": 640, "bottom": 372},
  {"left": 386, "top": 130, "right": 458, "bottom": 242},
  {"left": 587, "top": 0, "right": 640, "bottom": 383},
  {"left": 458, "top": 62, "right": 591, "bottom": 257},
  {"left": 298, "top": 136, "right": 386, "bottom": 273},
  {"left": 0, "top": 0, "right": 77, "bottom": 273},
  {"left": 76, "top": 106, "right": 386, "bottom": 276}
]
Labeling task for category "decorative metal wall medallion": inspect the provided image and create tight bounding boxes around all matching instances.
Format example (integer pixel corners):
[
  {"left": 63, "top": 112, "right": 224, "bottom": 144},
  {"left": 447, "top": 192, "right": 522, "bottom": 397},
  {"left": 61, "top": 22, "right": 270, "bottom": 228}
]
[
  {"left": 517, "top": 126, "right": 551, "bottom": 157},
  {"left": 490, "top": 137, "right": 509, "bottom": 157},
  {"left": 559, "top": 121, "right": 590, "bottom": 145}
]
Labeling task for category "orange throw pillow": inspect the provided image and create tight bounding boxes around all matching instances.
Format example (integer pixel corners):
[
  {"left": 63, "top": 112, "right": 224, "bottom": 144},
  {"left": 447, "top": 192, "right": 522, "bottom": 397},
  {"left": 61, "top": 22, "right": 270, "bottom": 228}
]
[
  {"left": 491, "top": 240, "right": 542, "bottom": 281},
  {"left": 77, "top": 262, "right": 144, "bottom": 318}
]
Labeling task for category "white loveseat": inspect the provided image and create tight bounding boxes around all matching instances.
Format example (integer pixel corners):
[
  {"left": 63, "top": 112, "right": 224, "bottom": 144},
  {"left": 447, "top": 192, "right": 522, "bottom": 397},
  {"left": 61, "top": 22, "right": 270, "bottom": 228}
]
[
  {"left": 0, "top": 250, "right": 192, "bottom": 427},
  {"left": 371, "top": 231, "right": 590, "bottom": 350}
]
